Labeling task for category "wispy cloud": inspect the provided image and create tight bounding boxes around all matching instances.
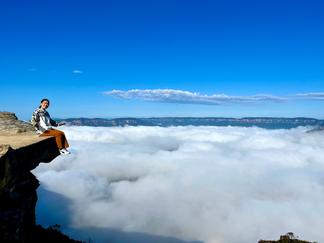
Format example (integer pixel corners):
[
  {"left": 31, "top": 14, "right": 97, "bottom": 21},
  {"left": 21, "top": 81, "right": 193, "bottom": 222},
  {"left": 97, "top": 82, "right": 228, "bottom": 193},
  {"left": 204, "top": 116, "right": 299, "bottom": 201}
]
[
  {"left": 103, "top": 89, "right": 324, "bottom": 105},
  {"left": 72, "top": 69, "right": 83, "bottom": 74},
  {"left": 103, "top": 89, "right": 286, "bottom": 105},
  {"left": 27, "top": 68, "right": 37, "bottom": 72},
  {"left": 295, "top": 92, "right": 324, "bottom": 100}
]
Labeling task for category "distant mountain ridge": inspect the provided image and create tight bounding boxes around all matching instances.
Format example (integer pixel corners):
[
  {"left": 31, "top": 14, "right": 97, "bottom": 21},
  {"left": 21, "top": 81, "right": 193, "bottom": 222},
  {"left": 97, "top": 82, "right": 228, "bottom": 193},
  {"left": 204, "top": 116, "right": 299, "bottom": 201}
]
[{"left": 57, "top": 117, "right": 324, "bottom": 129}]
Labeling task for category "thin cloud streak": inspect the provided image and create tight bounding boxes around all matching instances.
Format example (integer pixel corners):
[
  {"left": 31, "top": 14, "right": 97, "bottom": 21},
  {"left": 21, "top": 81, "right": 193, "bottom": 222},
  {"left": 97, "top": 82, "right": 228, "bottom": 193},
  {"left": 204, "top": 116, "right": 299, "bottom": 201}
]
[
  {"left": 295, "top": 92, "right": 324, "bottom": 100},
  {"left": 103, "top": 89, "right": 286, "bottom": 105}
]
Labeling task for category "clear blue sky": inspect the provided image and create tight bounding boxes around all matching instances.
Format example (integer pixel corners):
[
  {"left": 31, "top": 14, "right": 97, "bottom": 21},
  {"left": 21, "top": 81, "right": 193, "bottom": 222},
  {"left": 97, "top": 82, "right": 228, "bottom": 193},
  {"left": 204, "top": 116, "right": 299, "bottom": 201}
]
[{"left": 1, "top": 0, "right": 324, "bottom": 119}]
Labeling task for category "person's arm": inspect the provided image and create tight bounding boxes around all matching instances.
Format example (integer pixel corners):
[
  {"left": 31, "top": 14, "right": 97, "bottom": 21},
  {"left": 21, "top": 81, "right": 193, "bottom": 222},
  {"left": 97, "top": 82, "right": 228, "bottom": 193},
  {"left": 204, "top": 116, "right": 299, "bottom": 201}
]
[
  {"left": 50, "top": 118, "right": 58, "bottom": 127},
  {"left": 49, "top": 116, "right": 65, "bottom": 126},
  {"left": 31, "top": 110, "right": 40, "bottom": 131},
  {"left": 57, "top": 121, "right": 66, "bottom": 126}
]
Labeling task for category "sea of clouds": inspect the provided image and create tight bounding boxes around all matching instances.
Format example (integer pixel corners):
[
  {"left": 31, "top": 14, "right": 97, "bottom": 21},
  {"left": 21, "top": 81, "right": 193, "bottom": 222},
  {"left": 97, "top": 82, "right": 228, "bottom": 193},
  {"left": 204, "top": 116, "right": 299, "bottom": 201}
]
[{"left": 33, "top": 126, "right": 324, "bottom": 243}]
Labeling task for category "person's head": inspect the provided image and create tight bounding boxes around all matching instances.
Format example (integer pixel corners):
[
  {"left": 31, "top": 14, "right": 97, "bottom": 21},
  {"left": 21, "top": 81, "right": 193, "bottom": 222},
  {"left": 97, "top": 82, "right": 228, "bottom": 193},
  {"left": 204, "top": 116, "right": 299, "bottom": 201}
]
[{"left": 40, "top": 98, "right": 50, "bottom": 109}]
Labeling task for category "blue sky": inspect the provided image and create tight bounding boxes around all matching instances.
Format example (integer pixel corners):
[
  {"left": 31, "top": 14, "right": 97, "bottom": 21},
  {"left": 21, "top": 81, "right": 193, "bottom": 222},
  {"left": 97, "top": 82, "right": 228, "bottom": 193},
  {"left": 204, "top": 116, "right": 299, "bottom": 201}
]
[{"left": 1, "top": 0, "right": 324, "bottom": 119}]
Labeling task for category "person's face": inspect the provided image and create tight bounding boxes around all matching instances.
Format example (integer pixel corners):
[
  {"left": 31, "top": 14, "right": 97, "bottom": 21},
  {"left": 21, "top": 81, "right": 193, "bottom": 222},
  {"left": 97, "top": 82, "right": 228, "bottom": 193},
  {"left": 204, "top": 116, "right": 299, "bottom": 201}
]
[{"left": 40, "top": 100, "right": 49, "bottom": 109}]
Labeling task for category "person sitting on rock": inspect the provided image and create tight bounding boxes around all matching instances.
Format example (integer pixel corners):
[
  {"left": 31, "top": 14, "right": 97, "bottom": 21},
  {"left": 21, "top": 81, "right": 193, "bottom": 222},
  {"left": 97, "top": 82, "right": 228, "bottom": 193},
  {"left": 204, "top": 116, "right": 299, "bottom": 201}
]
[{"left": 31, "top": 98, "right": 70, "bottom": 155}]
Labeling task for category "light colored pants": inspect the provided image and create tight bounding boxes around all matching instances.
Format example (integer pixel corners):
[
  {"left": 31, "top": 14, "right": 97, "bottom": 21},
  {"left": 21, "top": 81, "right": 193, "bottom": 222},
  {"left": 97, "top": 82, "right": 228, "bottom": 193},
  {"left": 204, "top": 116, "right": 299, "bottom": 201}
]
[{"left": 40, "top": 129, "right": 69, "bottom": 149}]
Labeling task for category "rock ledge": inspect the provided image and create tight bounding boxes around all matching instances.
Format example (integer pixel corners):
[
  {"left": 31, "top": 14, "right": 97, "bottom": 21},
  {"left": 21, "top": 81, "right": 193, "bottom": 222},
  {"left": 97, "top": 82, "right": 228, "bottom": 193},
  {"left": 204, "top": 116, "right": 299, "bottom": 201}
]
[{"left": 0, "top": 111, "right": 62, "bottom": 242}]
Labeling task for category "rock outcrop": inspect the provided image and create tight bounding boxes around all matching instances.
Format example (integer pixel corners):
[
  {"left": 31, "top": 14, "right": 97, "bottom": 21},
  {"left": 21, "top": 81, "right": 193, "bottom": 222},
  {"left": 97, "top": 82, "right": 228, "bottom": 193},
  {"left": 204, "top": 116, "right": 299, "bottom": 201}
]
[
  {"left": 0, "top": 112, "right": 81, "bottom": 242},
  {"left": 258, "top": 232, "right": 316, "bottom": 243},
  {"left": 0, "top": 112, "right": 35, "bottom": 135}
]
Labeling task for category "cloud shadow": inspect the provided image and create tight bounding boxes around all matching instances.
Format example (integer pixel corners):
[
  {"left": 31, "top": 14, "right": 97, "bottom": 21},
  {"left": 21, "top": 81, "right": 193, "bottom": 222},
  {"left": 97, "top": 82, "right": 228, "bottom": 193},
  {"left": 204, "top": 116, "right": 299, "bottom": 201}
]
[{"left": 36, "top": 186, "right": 204, "bottom": 243}]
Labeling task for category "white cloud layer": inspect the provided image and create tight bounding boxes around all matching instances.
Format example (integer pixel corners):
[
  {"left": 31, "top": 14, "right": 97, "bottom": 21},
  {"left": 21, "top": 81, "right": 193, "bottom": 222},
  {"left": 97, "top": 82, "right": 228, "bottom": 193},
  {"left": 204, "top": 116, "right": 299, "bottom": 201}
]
[
  {"left": 33, "top": 126, "right": 324, "bottom": 243},
  {"left": 103, "top": 89, "right": 286, "bottom": 105}
]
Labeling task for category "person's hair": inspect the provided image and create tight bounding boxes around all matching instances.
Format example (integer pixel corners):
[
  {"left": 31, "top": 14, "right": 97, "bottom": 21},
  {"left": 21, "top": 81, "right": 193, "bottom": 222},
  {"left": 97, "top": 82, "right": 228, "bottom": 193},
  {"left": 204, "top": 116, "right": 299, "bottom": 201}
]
[
  {"left": 39, "top": 98, "right": 50, "bottom": 108},
  {"left": 41, "top": 98, "right": 50, "bottom": 104}
]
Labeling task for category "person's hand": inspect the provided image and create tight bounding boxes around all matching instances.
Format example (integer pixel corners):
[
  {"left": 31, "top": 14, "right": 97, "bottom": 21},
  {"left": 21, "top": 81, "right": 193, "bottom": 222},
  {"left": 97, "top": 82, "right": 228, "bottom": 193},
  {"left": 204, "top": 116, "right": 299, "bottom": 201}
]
[{"left": 58, "top": 122, "right": 66, "bottom": 126}]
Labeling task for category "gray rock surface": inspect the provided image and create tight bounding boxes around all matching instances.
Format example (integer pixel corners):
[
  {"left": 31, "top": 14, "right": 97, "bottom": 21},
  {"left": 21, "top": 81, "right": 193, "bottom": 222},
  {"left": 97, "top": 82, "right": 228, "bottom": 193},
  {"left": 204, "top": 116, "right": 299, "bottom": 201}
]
[{"left": 0, "top": 112, "right": 35, "bottom": 134}]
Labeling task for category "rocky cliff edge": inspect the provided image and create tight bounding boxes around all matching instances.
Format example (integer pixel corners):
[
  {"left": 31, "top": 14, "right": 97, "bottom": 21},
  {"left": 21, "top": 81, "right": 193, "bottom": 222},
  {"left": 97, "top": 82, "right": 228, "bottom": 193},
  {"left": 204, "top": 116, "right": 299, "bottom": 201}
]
[{"left": 0, "top": 112, "right": 80, "bottom": 242}]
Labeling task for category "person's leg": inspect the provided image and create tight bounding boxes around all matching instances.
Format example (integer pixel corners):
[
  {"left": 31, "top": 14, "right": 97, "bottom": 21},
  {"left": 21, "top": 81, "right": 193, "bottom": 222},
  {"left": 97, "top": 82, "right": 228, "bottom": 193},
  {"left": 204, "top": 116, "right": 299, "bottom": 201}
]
[{"left": 40, "top": 129, "right": 69, "bottom": 149}]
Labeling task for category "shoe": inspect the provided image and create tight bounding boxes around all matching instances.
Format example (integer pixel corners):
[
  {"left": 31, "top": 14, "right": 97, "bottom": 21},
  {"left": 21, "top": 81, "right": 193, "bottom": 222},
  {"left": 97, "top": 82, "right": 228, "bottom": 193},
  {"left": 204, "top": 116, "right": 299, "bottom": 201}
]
[{"left": 60, "top": 148, "right": 71, "bottom": 155}]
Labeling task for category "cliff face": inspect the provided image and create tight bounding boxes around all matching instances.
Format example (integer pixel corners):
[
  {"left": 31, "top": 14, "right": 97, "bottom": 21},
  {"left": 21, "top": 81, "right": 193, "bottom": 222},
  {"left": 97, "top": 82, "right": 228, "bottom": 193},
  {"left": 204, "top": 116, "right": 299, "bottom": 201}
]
[{"left": 0, "top": 112, "right": 60, "bottom": 242}]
